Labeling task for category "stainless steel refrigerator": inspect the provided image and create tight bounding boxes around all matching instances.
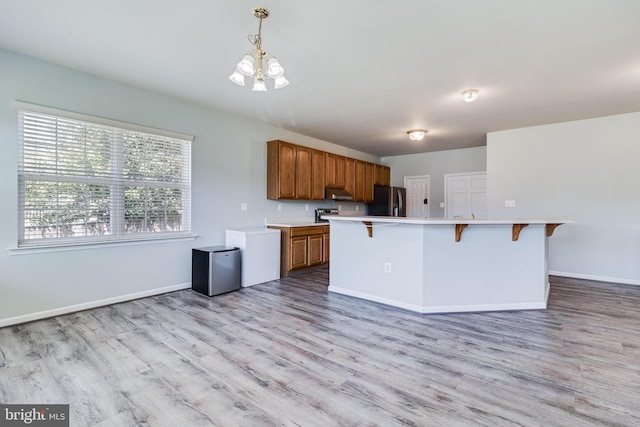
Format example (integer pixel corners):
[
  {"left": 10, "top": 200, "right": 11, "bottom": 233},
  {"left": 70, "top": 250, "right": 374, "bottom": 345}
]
[{"left": 367, "top": 186, "right": 407, "bottom": 217}]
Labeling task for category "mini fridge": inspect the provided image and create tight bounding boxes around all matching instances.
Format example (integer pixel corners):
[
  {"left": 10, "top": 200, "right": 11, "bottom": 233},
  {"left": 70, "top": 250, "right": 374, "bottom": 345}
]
[
  {"left": 225, "top": 228, "right": 280, "bottom": 287},
  {"left": 192, "top": 246, "right": 241, "bottom": 296}
]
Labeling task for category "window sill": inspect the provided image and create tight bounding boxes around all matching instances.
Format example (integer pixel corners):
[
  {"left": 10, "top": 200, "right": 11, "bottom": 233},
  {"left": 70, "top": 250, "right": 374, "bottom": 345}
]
[{"left": 7, "top": 234, "right": 198, "bottom": 256}]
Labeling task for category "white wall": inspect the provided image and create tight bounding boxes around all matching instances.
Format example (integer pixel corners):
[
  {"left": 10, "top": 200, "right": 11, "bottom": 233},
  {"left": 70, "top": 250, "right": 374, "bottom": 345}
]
[
  {"left": 487, "top": 112, "right": 640, "bottom": 284},
  {"left": 382, "top": 146, "right": 487, "bottom": 217},
  {"left": 0, "top": 49, "right": 378, "bottom": 325}
]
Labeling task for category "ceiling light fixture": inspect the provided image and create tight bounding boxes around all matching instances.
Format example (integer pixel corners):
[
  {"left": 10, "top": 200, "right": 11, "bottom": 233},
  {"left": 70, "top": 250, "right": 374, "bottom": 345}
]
[
  {"left": 407, "top": 129, "right": 428, "bottom": 141},
  {"left": 461, "top": 89, "right": 479, "bottom": 102},
  {"left": 229, "top": 8, "right": 289, "bottom": 91}
]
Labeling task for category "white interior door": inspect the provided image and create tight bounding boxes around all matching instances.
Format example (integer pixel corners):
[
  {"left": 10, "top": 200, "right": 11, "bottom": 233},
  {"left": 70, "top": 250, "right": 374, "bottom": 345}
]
[
  {"left": 445, "top": 172, "right": 487, "bottom": 218},
  {"left": 404, "top": 175, "right": 430, "bottom": 218}
]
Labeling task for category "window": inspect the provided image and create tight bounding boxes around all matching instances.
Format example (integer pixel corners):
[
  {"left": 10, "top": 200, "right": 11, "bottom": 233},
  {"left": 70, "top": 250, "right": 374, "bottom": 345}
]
[{"left": 16, "top": 102, "right": 193, "bottom": 248}]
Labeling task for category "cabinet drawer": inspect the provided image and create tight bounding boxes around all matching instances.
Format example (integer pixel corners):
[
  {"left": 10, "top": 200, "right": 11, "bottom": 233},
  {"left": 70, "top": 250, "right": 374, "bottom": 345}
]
[{"left": 290, "top": 226, "right": 324, "bottom": 237}]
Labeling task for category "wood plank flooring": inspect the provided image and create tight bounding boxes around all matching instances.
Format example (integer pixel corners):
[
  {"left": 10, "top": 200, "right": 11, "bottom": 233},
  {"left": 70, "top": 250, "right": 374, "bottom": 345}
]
[{"left": 2, "top": 268, "right": 640, "bottom": 426}]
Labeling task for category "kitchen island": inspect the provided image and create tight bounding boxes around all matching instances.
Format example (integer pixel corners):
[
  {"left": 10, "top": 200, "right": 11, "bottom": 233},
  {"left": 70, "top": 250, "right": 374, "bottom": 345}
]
[{"left": 325, "top": 216, "right": 574, "bottom": 314}]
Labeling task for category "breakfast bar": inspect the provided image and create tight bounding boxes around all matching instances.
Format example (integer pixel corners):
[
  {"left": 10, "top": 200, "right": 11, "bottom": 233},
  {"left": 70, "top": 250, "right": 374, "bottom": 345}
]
[{"left": 326, "top": 216, "right": 574, "bottom": 314}]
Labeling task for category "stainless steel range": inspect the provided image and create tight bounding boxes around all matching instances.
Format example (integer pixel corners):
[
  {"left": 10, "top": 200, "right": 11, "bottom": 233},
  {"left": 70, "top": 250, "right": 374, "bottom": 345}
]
[{"left": 315, "top": 208, "right": 339, "bottom": 223}]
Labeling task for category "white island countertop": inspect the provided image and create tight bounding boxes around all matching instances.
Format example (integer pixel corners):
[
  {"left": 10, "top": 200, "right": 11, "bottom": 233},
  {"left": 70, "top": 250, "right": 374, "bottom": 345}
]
[
  {"left": 322, "top": 215, "right": 575, "bottom": 225},
  {"left": 324, "top": 215, "right": 575, "bottom": 241}
]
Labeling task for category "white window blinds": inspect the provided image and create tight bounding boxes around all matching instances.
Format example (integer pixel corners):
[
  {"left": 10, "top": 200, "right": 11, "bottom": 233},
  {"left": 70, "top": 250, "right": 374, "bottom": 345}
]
[{"left": 16, "top": 102, "right": 193, "bottom": 247}]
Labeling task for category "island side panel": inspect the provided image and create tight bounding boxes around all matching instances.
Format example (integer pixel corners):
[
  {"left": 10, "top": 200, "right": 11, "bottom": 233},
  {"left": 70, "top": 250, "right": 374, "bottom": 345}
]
[
  {"left": 328, "top": 220, "right": 424, "bottom": 311},
  {"left": 421, "top": 223, "right": 548, "bottom": 313}
]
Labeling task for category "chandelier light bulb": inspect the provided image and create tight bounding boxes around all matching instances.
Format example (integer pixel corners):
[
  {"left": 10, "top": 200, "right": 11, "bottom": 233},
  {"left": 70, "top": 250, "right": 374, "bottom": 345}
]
[
  {"left": 274, "top": 75, "right": 289, "bottom": 89},
  {"left": 252, "top": 78, "right": 267, "bottom": 92},
  {"left": 407, "top": 129, "right": 428, "bottom": 141},
  {"left": 267, "top": 58, "right": 284, "bottom": 78},
  {"left": 229, "top": 68, "right": 245, "bottom": 86},
  {"left": 237, "top": 55, "right": 255, "bottom": 76},
  {"left": 461, "top": 89, "right": 479, "bottom": 102}
]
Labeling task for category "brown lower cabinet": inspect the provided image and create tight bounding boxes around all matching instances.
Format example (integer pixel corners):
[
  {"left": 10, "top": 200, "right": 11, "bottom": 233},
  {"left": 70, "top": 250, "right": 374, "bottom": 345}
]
[{"left": 268, "top": 225, "right": 329, "bottom": 276}]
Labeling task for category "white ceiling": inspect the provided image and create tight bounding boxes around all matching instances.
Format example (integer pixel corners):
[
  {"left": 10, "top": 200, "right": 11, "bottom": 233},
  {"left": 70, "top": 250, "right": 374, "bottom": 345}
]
[{"left": 1, "top": 0, "right": 640, "bottom": 156}]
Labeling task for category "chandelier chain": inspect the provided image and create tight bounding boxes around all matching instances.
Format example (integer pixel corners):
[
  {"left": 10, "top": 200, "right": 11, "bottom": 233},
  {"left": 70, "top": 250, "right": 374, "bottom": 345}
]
[{"left": 247, "top": 16, "right": 264, "bottom": 53}]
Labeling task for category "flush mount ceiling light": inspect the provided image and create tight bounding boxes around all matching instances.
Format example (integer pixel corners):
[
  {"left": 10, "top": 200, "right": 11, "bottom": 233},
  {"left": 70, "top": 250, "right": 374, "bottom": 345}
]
[
  {"left": 228, "top": 7, "right": 289, "bottom": 91},
  {"left": 461, "top": 89, "right": 479, "bottom": 102},
  {"left": 407, "top": 129, "right": 428, "bottom": 141}
]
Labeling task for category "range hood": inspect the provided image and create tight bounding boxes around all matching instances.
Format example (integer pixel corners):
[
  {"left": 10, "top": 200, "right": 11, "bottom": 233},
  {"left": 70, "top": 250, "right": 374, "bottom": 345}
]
[{"left": 325, "top": 187, "right": 353, "bottom": 201}]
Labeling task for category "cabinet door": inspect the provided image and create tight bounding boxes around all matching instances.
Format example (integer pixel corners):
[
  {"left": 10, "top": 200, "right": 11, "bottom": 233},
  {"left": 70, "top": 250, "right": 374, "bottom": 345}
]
[
  {"left": 325, "top": 153, "right": 336, "bottom": 187},
  {"left": 344, "top": 157, "right": 356, "bottom": 199},
  {"left": 323, "top": 232, "right": 330, "bottom": 263},
  {"left": 308, "top": 234, "right": 324, "bottom": 266},
  {"left": 382, "top": 166, "right": 391, "bottom": 186},
  {"left": 267, "top": 140, "right": 296, "bottom": 199},
  {"left": 311, "top": 149, "right": 325, "bottom": 200},
  {"left": 290, "top": 236, "right": 308, "bottom": 270},
  {"left": 295, "top": 146, "right": 312, "bottom": 199},
  {"left": 335, "top": 155, "right": 346, "bottom": 189},
  {"left": 364, "top": 162, "right": 375, "bottom": 202},
  {"left": 354, "top": 160, "right": 366, "bottom": 202},
  {"left": 374, "top": 164, "right": 391, "bottom": 186}
]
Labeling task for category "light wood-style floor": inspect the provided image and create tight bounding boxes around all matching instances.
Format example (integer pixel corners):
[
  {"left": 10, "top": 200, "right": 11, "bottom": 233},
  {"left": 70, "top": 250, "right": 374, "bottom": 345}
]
[{"left": 2, "top": 268, "right": 640, "bottom": 426}]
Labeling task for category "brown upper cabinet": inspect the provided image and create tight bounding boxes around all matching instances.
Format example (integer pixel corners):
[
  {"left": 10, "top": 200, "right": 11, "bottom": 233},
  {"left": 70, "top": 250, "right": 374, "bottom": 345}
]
[
  {"left": 295, "top": 145, "right": 312, "bottom": 200},
  {"left": 325, "top": 153, "right": 336, "bottom": 188},
  {"left": 354, "top": 161, "right": 375, "bottom": 203},
  {"left": 374, "top": 164, "right": 391, "bottom": 186},
  {"left": 325, "top": 153, "right": 348, "bottom": 190},
  {"left": 268, "top": 140, "right": 325, "bottom": 200},
  {"left": 344, "top": 157, "right": 356, "bottom": 199},
  {"left": 311, "top": 149, "right": 325, "bottom": 200},
  {"left": 365, "top": 162, "right": 375, "bottom": 202},
  {"left": 267, "top": 140, "right": 389, "bottom": 201},
  {"left": 354, "top": 160, "right": 366, "bottom": 202},
  {"left": 335, "top": 155, "right": 347, "bottom": 189},
  {"left": 267, "top": 140, "right": 296, "bottom": 199}
]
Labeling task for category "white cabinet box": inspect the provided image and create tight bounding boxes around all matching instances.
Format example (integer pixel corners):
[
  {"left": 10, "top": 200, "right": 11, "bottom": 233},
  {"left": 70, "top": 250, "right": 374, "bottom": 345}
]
[{"left": 225, "top": 228, "right": 281, "bottom": 287}]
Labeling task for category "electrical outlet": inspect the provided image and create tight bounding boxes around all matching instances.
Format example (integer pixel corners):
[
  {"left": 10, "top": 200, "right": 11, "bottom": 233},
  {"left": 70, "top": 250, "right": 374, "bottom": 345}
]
[
  {"left": 305, "top": 204, "right": 309, "bottom": 211},
  {"left": 505, "top": 200, "right": 516, "bottom": 208},
  {"left": 440, "top": 202, "right": 445, "bottom": 208},
  {"left": 241, "top": 202, "right": 247, "bottom": 211},
  {"left": 356, "top": 205, "right": 359, "bottom": 211},
  {"left": 384, "top": 262, "right": 392, "bottom": 273},
  {"left": 277, "top": 204, "right": 282, "bottom": 211}
]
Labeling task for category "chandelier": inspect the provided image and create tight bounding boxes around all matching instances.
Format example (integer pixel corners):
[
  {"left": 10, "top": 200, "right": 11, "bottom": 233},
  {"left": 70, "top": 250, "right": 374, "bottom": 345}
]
[{"left": 228, "top": 8, "right": 289, "bottom": 91}]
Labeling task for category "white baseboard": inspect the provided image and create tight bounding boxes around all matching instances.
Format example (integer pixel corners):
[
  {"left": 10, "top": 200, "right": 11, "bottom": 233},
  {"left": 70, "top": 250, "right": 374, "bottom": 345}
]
[
  {"left": 328, "top": 286, "right": 547, "bottom": 314},
  {"left": 549, "top": 271, "right": 640, "bottom": 286},
  {"left": 329, "top": 286, "right": 425, "bottom": 312},
  {"left": 0, "top": 282, "right": 191, "bottom": 328},
  {"left": 421, "top": 301, "right": 547, "bottom": 314}
]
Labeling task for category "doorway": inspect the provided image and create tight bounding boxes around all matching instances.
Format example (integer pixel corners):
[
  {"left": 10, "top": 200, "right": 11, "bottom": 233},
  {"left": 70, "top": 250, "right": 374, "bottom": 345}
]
[
  {"left": 444, "top": 172, "right": 487, "bottom": 218},
  {"left": 404, "top": 175, "right": 430, "bottom": 218}
]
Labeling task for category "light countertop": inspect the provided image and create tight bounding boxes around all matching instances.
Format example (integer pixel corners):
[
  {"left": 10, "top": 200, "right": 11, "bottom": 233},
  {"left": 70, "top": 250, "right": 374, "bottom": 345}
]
[
  {"left": 266, "top": 221, "right": 327, "bottom": 227},
  {"left": 265, "top": 217, "right": 326, "bottom": 227}
]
